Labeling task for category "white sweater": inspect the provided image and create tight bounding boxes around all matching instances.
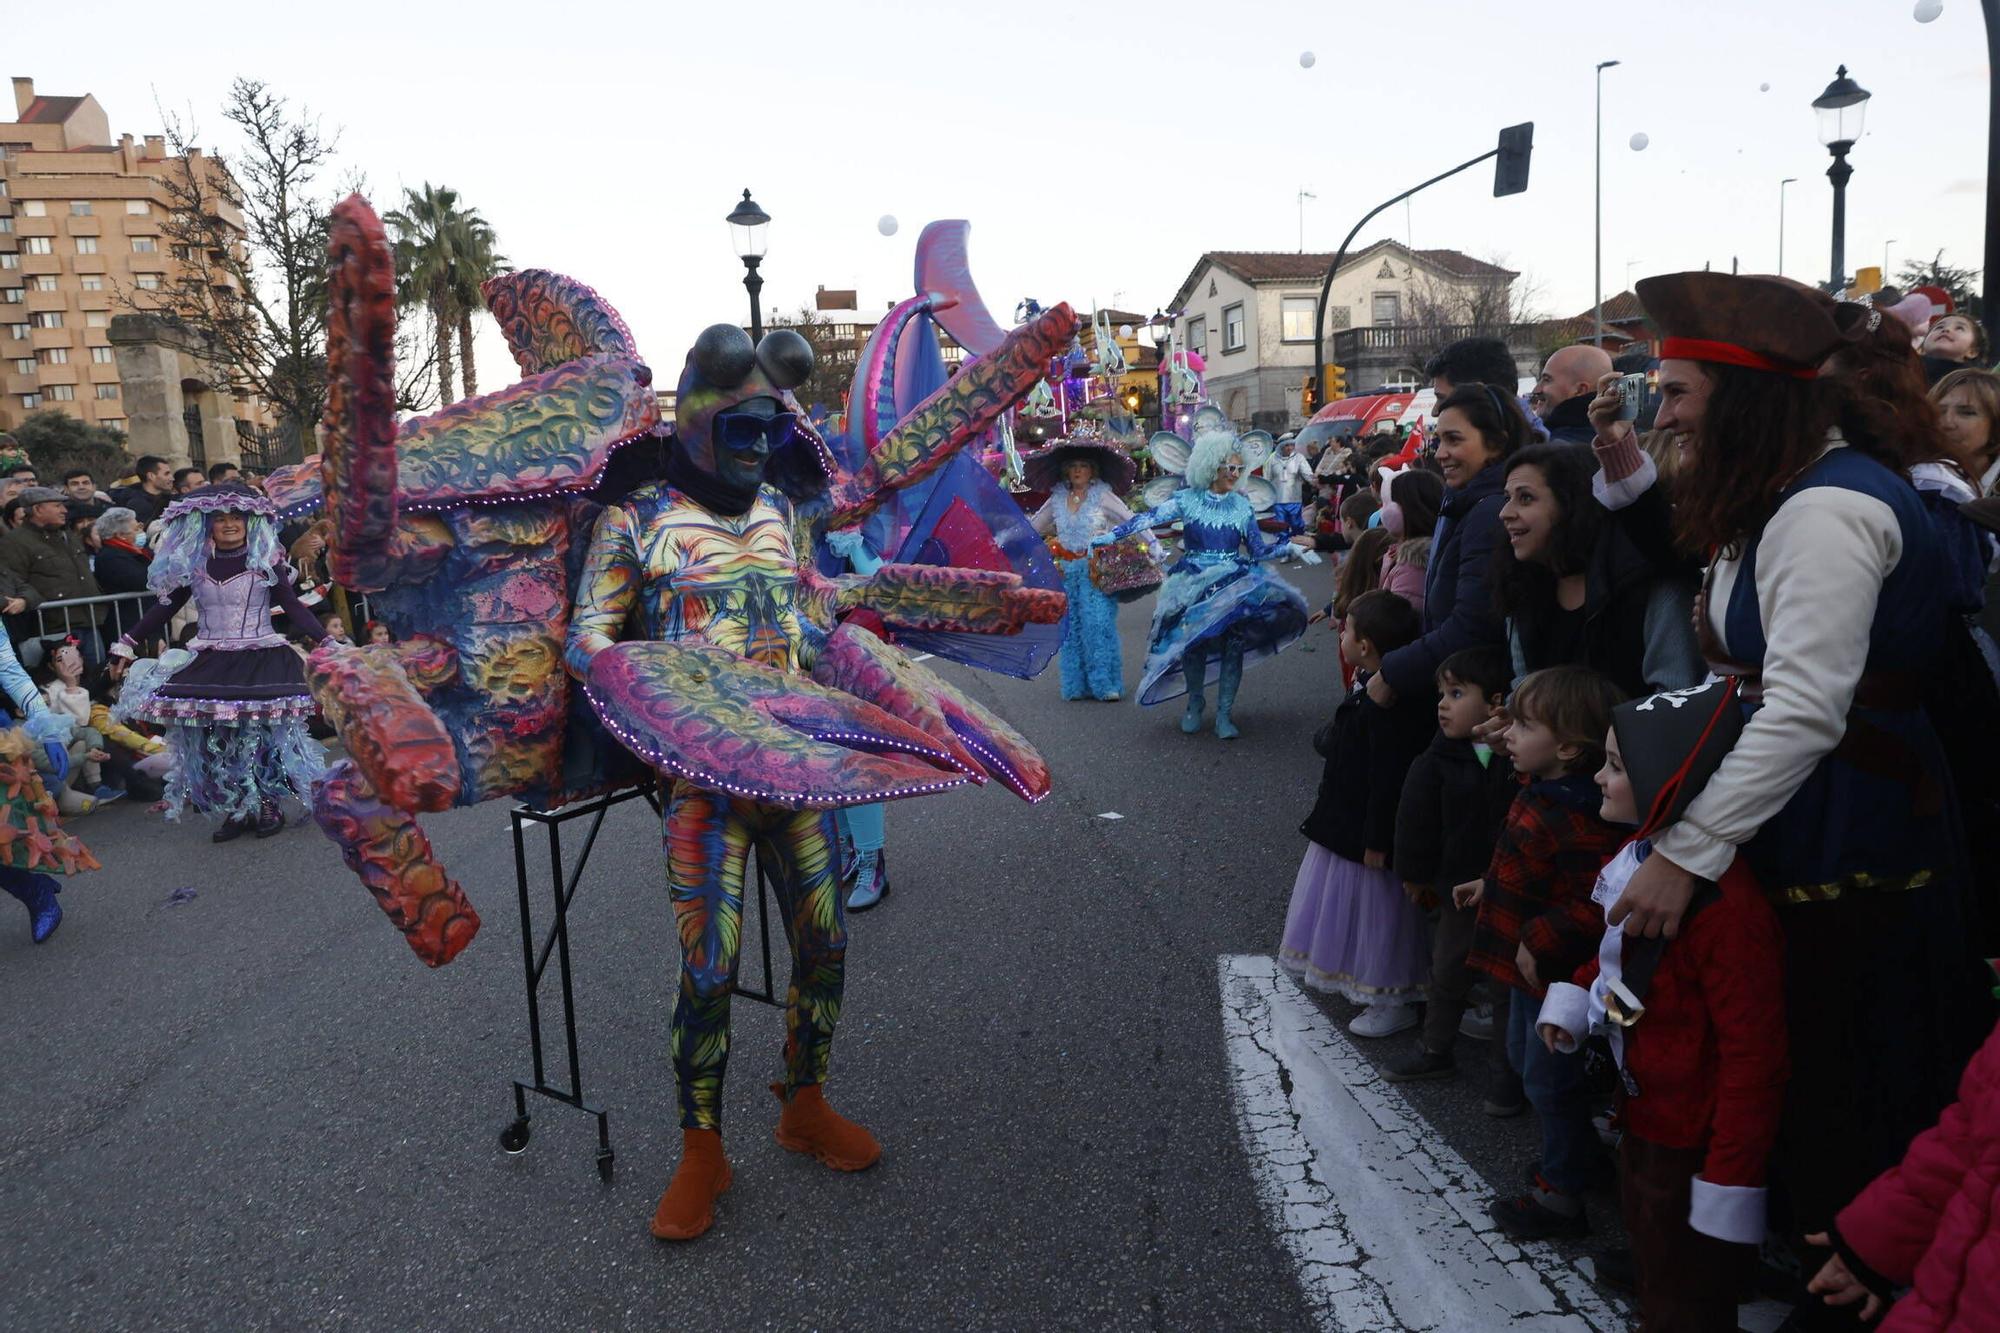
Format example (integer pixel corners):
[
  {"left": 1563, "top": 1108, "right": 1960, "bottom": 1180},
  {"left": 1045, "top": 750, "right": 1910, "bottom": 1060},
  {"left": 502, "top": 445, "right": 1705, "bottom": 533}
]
[{"left": 1653, "top": 443, "right": 1904, "bottom": 880}]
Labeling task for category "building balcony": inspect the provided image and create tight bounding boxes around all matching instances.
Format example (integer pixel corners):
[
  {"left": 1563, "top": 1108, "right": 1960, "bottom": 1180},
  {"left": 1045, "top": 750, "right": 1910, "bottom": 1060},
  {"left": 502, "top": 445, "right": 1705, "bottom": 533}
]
[
  {"left": 76, "top": 289, "right": 111, "bottom": 311},
  {"left": 12, "top": 216, "right": 56, "bottom": 238},
  {"left": 71, "top": 255, "right": 105, "bottom": 275},
  {"left": 28, "top": 328, "right": 74, "bottom": 351},
  {"left": 35, "top": 362, "right": 77, "bottom": 386},
  {"left": 20, "top": 253, "right": 60, "bottom": 276},
  {"left": 64, "top": 216, "right": 100, "bottom": 238},
  {"left": 121, "top": 214, "right": 162, "bottom": 237},
  {"left": 127, "top": 251, "right": 169, "bottom": 273},
  {"left": 24, "top": 289, "right": 66, "bottom": 313},
  {"left": 3, "top": 372, "right": 37, "bottom": 397},
  {"left": 85, "top": 360, "right": 118, "bottom": 382}
]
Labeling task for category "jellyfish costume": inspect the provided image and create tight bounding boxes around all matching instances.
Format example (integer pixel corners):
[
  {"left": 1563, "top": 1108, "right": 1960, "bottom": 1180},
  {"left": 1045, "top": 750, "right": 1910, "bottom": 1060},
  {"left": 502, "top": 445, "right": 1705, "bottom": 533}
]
[{"left": 115, "top": 482, "right": 328, "bottom": 836}]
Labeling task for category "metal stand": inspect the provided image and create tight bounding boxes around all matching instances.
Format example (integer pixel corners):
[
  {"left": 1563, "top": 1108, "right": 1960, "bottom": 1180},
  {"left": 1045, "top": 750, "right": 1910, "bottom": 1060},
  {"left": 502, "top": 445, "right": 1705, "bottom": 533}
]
[{"left": 496, "top": 784, "right": 784, "bottom": 1181}]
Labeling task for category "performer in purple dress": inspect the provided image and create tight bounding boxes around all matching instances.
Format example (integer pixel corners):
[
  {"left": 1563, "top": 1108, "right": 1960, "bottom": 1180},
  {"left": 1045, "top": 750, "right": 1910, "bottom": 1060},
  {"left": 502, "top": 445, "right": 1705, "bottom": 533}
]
[{"left": 111, "top": 482, "right": 328, "bottom": 841}]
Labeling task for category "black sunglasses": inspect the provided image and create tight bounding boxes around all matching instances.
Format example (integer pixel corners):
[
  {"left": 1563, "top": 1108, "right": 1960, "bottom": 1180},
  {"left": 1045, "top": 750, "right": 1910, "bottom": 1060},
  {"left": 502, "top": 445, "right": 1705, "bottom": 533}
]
[{"left": 713, "top": 411, "right": 800, "bottom": 453}]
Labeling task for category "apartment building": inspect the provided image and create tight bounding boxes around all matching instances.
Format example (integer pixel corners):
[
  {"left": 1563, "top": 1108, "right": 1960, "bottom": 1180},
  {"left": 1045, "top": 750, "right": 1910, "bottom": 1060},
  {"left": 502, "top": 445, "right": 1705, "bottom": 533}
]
[{"left": 0, "top": 76, "right": 264, "bottom": 450}]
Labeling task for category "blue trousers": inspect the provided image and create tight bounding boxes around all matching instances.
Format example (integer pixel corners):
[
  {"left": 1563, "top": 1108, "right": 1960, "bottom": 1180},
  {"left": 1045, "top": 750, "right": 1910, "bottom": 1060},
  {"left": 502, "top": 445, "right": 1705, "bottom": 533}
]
[
  {"left": 1273, "top": 502, "right": 1304, "bottom": 537},
  {"left": 1506, "top": 987, "right": 1597, "bottom": 1196},
  {"left": 1056, "top": 557, "right": 1124, "bottom": 701}
]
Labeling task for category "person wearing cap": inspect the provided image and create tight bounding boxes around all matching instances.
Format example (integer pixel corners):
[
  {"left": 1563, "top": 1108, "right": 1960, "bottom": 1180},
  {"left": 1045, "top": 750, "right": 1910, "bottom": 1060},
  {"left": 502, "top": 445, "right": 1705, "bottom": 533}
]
[
  {"left": 109, "top": 481, "right": 328, "bottom": 841},
  {"left": 0, "top": 485, "right": 106, "bottom": 666},
  {"left": 1599, "top": 272, "right": 1983, "bottom": 1287},
  {"left": 1538, "top": 680, "right": 1787, "bottom": 1331},
  {"left": 1026, "top": 431, "right": 1141, "bottom": 702},
  {"left": 1263, "top": 434, "right": 1316, "bottom": 537}
]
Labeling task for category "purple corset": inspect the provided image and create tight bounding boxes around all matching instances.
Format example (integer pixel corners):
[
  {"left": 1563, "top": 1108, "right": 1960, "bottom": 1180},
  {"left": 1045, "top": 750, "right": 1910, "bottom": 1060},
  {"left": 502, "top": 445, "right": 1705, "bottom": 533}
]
[{"left": 187, "top": 569, "right": 288, "bottom": 651}]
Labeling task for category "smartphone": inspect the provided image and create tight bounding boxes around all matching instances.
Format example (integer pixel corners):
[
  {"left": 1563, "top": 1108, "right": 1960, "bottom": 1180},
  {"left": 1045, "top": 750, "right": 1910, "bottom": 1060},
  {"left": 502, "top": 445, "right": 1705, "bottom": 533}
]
[{"left": 1615, "top": 372, "right": 1647, "bottom": 422}]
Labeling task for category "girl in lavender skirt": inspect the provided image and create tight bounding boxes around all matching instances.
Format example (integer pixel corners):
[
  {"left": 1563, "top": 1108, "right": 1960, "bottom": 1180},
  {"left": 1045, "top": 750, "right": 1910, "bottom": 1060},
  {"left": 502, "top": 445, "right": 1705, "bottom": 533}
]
[
  {"left": 112, "top": 482, "right": 329, "bottom": 841},
  {"left": 1279, "top": 590, "right": 1437, "bottom": 1036}
]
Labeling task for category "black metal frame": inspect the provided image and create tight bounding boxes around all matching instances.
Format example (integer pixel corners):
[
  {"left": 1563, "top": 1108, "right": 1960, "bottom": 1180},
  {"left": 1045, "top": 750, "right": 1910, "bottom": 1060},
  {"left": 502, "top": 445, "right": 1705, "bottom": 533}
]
[{"left": 495, "top": 784, "right": 784, "bottom": 1182}]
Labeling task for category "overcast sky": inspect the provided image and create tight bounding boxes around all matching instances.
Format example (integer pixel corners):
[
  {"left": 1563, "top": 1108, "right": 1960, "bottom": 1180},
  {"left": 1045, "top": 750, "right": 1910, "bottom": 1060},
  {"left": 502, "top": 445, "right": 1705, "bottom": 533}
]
[{"left": 14, "top": 0, "right": 1991, "bottom": 389}]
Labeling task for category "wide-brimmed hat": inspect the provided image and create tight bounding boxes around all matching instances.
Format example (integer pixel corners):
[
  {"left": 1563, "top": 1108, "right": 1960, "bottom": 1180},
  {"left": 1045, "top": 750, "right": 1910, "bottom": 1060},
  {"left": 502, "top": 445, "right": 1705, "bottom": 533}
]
[
  {"left": 1637, "top": 272, "right": 1864, "bottom": 380},
  {"left": 161, "top": 480, "right": 277, "bottom": 522},
  {"left": 1022, "top": 433, "right": 1137, "bottom": 493}
]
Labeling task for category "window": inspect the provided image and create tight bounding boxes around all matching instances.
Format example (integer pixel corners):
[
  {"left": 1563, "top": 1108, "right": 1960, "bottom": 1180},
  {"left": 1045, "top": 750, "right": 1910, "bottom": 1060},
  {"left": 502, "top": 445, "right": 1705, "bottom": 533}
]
[
  {"left": 135, "top": 274, "right": 160, "bottom": 290},
  {"left": 1186, "top": 315, "right": 1207, "bottom": 355},
  {"left": 99, "top": 418, "right": 124, "bottom": 432},
  {"left": 20, "top": 393, "right": 39, "bottom": 410},
  {"left": 1221, "top": 303, "right": 1245, "bottom": 353},
  {"left": 130, "top": 236, "right": 156, "bottom": 253},
  {"left": 0, "top": 217, "right": 11, "bottom": 232},
  {"left": 69, "top": 201, "right": 91, "bottom": 216},
  {"left": 1281, "top": 297, "right": 1316, "bottom": 343},
  {"left": 126, "top": 200, "right": 149, "bottom": 216},
  {"left": 74, "top": 236, "right": 97, "bottom": 255},
  {"left": 31, "top": 311, "right": 61, "bottom": 328},
  {"left": 22, "top": 237, "right": 51, "bottom": 255},
  {"left": 20, "top": 200, "right": 45, "bottom": 217},
  {"left": 31, "top": 276, "right": 55, "bottom": 292},
  {"left": 91, "top": 345, "right": 114, "bottom": 363},
  {"left": 93, "top": 382, "right": 118, "bottom": 400},
  {"left": 4, "top": 323, "right": 26, "bottom": 339},
  {"left": 80, "top": 275, "right": 102, "bottom": 291},
  {"left": 47, "top": 384, "right": 74, "bottom": 401},
  {"left": 1371, "top": 293, "right": 1402, "bottom": 326},
  {"left": 85, "top": 311, "right": 108, "bottom": 327},
  {"left": 2, "top": 289, "right": 21, "bottom": 304},
  {"left": 39, "top": 347, "right": 67, "bottom": 365},
  {"left": 10, "top": 358, "right": 31, "bottom": 373},
  {"left": 171, "top": 244, "right": 195, "bottom": 262},
  {"left": 0, "top": 254, "right": 14, "bottom": 270}
]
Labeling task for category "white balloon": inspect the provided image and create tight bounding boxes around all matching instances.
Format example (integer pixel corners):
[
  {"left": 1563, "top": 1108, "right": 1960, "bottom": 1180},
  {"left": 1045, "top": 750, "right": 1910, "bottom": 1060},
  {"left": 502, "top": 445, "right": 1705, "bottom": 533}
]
[
  {"left": 1299, "top": 51, "right": 1316, "bottom": 68},
  {"left": 1760, "top": 81, "right": 1772, "bottom": 92},
  {"left": 1118, "top": 324, "right": 1134, "bottom": 340},
  {"left": 877, "top": 215, "right": 899, "bottom": 237},
  {"left": 1914, "top": 0, "right": 1944, "bottom": 22},
  {"left": 1629, "top": 132, "right": 1650, "bottom": 151}
]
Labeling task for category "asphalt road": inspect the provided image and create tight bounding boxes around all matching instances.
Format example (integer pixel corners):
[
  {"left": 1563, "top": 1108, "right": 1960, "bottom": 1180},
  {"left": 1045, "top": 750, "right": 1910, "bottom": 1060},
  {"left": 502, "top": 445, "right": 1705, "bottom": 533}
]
[{"left": 0, "top": 559, "right": 1605, "bottom": 1332}]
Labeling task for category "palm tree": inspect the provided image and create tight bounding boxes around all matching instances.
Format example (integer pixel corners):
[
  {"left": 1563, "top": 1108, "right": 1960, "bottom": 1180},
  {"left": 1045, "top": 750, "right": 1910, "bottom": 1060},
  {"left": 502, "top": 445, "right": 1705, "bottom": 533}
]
[
  {"left": 384, "top": 185, "right": 508, "bottom": 404},
  {"left": 446, "top": 212, "right": 507, "bottom": 399}
]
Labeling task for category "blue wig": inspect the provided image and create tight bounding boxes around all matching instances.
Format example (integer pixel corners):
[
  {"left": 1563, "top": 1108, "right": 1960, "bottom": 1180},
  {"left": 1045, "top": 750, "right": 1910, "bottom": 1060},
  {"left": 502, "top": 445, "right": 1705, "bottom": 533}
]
[
  {"left": 147, "top": 509, "right": 285, "bottom": 597},
  {"left": 1184, "top": 430, "right": 1245, "bottom": 491}
]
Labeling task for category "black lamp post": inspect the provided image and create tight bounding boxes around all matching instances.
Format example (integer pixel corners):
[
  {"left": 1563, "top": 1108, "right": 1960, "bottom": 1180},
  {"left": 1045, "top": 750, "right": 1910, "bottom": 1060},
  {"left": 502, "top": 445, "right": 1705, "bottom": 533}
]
[
  {"left": 1812, "top": 66, "right": 1872, "bottom": 294},
  {"left": 726, "top": 188, "right": 771, "bottom": 341}
]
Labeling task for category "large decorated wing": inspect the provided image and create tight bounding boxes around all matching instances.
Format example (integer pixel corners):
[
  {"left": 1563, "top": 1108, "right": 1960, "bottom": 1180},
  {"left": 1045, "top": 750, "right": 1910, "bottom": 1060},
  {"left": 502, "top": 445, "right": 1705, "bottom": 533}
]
[
  {"left": 584, "top": 642, "right": 978, "bottom": 810},
  {"left": 1240, "top": 476, "right": 1278, "bottom": 513},
  {"left": 1148, "top": 432, "right": 1191, "bottom": 477},
  {"left": 1141, "top": 476, "right": 1180, "bottom": 509},
  {"left": 1237, "top": 430, "right": 1275, "bottom": 474}
]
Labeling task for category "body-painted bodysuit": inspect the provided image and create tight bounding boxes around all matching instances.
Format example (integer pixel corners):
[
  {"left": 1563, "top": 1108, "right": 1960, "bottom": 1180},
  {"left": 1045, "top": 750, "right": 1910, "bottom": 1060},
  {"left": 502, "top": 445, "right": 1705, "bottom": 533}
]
[{"left": 568, "top": 481, "right": 842, "bottom": 1130}]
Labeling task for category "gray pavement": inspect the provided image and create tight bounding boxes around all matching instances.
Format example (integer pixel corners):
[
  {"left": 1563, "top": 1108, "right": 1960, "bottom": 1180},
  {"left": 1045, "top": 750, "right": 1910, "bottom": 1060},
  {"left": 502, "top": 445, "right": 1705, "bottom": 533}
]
[{"left": 0, "top": 560, "right": 1613, "bottom": 1331}]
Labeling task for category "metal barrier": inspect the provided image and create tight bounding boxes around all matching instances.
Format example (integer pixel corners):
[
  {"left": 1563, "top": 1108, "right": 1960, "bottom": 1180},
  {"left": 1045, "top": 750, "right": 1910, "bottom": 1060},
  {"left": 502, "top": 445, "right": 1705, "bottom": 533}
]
[{"left": 22, "top": 588, "right": 372, "bottom": 653}]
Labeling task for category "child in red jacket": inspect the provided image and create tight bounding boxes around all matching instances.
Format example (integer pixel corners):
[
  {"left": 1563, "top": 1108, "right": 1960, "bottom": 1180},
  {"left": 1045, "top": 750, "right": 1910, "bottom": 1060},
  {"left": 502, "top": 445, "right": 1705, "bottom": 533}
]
[
  {"left": 1805, "top": 1014, "right": 2000, "bottom": 1329},
  {"left": 1537, "top": 679, "right": 1788, "bottom": 1332},
  {"left": 1461, "top": 666, "right": 1627, "bottom": 1239}
]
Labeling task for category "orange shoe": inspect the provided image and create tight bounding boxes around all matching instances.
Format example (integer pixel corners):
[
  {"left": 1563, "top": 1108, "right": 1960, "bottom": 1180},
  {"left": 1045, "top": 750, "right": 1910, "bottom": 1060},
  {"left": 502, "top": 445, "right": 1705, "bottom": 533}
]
[
  {"left": 771, "top": 1083, "right": 881, "bottom": 1171},
  {"left": 649, "top": 1128, "right": 731, "bottom": 1241}
]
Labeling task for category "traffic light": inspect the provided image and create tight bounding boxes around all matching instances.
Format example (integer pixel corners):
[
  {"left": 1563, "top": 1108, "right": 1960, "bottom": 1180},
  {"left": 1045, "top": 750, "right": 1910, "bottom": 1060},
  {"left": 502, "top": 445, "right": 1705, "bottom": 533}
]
[
  {"left": 1494, "top": 121, "right": 1534, "bottom": 197},
  {"left": 1301, "top": 375, "right": 1319, "bottom": 417},
  {"left": 1326, "top": 363, "right": 1348, "bottom": 401}
]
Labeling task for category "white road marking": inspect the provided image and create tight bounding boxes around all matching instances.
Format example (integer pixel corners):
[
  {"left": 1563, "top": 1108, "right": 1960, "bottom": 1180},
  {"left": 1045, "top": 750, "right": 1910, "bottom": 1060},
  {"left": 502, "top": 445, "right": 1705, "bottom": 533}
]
[
  {"left": 911, "top": 653, "right": 936, "bottom": 663},
  {"left": 1220, "top": 954, "right": 1629, "bottom": 1332},
  {"left": 1096, "top": 811, "right": 1124, "bottom": 820}
]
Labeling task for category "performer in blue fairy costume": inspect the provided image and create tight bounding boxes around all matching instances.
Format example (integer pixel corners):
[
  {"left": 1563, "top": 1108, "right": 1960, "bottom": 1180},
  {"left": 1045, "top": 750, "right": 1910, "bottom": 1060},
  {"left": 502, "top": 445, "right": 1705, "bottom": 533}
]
[{"left": 1095, "top": 426, "right": 1319, "bottom": 738}]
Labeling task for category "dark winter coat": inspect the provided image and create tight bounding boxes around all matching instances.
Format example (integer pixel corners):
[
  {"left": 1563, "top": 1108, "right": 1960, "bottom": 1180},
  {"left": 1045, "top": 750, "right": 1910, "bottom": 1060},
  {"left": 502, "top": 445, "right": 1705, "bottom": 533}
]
[
  {"left": 1393, "top": 734, "right": 1519, "bottom": 895},
  {"left": 108, "top": 484, "right": 170, "bottom": 529},
  {"left": 1467, "top": 772, "right": 1624, "bottom": 993},
  {"left": 1379, "top": 461, "right": 1509, "bottom": 700},
  {"left": 92, "top": 539, "right": 151, "bottom": 595},
  {"left": 1507, "top": 481, "right": 1704, "bottom": 697},
  {"left": 1300, "top": 672, "right": 1436, "bottom": 862},
  {"left": 0, "top": 522, "right": 101, "bottom": 620},
  {"left": 1540, "top": 395, "right": 1597, "bottom": 446}
]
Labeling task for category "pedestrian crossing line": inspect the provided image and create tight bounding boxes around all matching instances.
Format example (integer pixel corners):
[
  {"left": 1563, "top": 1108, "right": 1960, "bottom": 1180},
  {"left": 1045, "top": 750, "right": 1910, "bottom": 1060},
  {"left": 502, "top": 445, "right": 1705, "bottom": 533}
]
[{"left": 1219, "top": 954, "right": 1630, "bottom": 1332}]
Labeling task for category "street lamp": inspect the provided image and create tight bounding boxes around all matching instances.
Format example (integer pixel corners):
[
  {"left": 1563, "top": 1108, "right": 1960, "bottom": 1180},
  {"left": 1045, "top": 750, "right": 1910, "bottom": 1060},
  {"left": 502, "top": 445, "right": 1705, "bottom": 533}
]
[
  {"left": 1812, "top": 66, "right": 1872, "bottom": 293},
  {"left": 1779, "top": 177, "right": 1798, "bottom": 276},
  {"left": 1884, "top": 237, "right": 1899, "bottom": 283},
  {"left": 725, "top": 188, "right": 771, "bottom": 341},
  {"left": 1595, "top": 59, "right": 1621, "bottom": 346}
]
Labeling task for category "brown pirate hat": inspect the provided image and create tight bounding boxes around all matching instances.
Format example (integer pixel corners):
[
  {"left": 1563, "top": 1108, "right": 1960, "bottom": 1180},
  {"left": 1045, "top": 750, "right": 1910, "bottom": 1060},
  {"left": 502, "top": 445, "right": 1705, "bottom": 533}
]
[{"left": 1636, "top": 272, "right": 1865, "bottom": 379}]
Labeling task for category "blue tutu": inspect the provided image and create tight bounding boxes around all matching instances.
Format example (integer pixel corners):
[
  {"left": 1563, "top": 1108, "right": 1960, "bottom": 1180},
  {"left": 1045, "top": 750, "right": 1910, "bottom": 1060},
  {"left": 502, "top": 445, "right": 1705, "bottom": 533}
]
[{"left": 1135, "top": 552, "right": 1307, "bottom": 704}]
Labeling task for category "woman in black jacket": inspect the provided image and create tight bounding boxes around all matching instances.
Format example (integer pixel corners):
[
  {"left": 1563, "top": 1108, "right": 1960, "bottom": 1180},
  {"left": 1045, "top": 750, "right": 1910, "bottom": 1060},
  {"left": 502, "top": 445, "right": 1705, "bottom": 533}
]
[
  {"left": 1367, "top": 385, "right": 1530, "bottom": 710},
  {"left": 1489, "top": 441, "right": 1703, "bottom": 696},
  {"left": 90, "top": 507, "right": 151, "bottom": 596}
]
